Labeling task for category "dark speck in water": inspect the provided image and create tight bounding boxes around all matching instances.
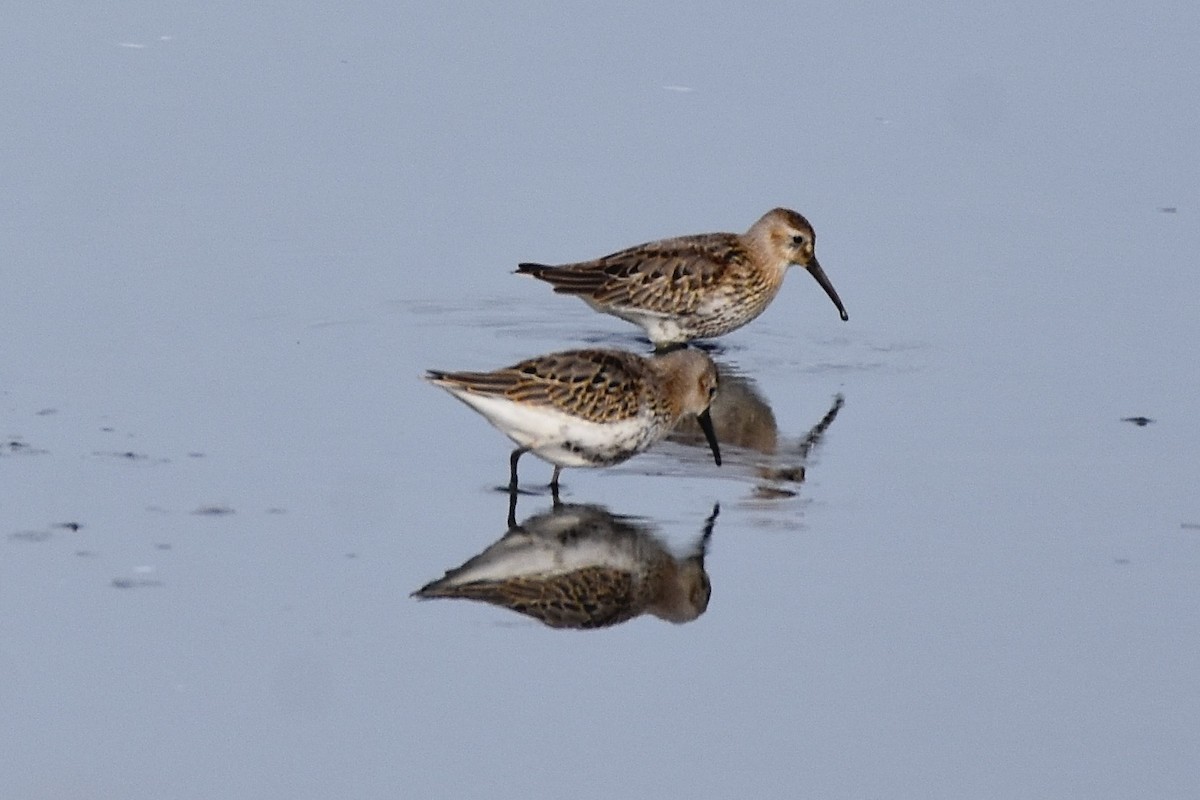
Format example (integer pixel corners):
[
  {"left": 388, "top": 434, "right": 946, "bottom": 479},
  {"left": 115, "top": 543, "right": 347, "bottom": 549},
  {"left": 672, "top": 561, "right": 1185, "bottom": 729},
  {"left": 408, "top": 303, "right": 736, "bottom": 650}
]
[
  {"left": 111, "top": 578, "right": 163, "bottom": 589},
  {"left": 9, "top": 530, "right": 52, "bottom": 542},
  {"left": 94, "top": 450, "right": 149, "bottom": 460},
  {"left": 3, "top": 439, "right": 47, "bottom": 456},
  {"left": 192, "top": 505, "right": 235, "bottom": 516},
  {"left": 53, "top": 522, "right": 82, "bottom": 532},
  {"left": 1122, "top": 416, "right": 1153, "bottom": 427}
]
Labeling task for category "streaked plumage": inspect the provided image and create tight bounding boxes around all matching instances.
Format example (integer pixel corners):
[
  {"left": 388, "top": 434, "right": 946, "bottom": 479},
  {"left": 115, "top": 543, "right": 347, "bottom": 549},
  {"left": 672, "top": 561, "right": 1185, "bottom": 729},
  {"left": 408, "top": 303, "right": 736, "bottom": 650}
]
[
  {"left": 425, "top": 348, "right": 721, "bottom": 489},
  {"left": 516, "top": 208, "right": 848, "bottom": 346},
  {"left": 413, "top": 501, "right": 718, "bottom": 628}
]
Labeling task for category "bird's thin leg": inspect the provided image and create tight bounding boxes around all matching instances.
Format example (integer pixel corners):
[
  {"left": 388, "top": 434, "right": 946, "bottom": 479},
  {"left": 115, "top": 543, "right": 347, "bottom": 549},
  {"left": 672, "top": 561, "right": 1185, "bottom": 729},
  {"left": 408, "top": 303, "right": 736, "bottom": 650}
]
[
  {"left": 701, "top": 503, "right": 720, "bottom": 546},
  {"left": 506, "top": 486, "right": 519, "bottom": 529},
  {"left": 549, "top": 465, "right": 562, "bottom": 495},
  {"left": 509, "top": 448, "right": 527, "bottom": 493}
]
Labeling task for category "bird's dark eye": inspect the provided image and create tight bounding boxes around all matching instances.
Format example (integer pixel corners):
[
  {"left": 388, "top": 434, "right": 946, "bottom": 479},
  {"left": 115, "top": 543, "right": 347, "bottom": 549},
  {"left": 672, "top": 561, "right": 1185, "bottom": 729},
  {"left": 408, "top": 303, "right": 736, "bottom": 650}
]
[{"left": 791, "top": 234, "right": 807, "bottom": 247}]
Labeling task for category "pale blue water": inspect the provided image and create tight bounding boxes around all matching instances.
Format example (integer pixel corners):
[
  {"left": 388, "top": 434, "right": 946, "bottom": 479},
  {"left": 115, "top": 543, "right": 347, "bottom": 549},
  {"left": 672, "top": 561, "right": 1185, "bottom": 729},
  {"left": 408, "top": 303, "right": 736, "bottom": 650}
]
[{"left": 3, "top": 4, "right": 1199, "bottom": 798}]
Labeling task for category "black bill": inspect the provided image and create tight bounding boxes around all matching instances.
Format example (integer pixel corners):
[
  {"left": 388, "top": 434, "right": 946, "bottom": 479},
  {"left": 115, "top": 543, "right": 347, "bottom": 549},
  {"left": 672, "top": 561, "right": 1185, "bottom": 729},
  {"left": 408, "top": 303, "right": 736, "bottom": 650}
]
[
  {"left": 697, "top": 407, "right": 722, "bottom": 466},
  {"left": 806, "top": 256, "right": 849, "bottom": 321}
]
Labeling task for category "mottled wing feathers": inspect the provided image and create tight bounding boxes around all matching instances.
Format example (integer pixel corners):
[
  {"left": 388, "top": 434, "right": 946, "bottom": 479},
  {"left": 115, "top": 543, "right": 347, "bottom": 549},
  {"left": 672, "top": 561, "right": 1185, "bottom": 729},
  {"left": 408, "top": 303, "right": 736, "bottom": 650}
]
[
  {"left": 518, "top": 234, "right": 750, "bottom": 315},
  {"left": 414, "top": 568, "right": 641, "bottom": 629},
  {"left": 427, "top": 349, "right": 650, "bottom": 423},
  {"left": 515, "top": 263, "right": 609, "bottom": 294},
  {"left": 424, "top": 369, "right": 514, "bottom": 395}
]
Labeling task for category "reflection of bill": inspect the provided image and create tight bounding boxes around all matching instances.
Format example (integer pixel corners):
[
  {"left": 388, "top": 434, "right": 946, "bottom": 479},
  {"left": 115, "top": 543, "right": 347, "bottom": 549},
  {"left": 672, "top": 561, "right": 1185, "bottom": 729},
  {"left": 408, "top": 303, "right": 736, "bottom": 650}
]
[
  {"left": 670, "top": 362, "right": 843, "bottom": 492},
  {"left": 413, "top": 501, "right": 718, "bottom": 630}
]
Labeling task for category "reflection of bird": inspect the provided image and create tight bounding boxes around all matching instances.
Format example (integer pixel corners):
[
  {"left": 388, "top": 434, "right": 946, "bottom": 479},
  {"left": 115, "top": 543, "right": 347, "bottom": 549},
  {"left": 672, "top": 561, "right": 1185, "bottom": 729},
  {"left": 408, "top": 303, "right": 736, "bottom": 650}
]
[
  {"left": 516, "top": 208, "right": 848, "bottom": 347},
  {"left": 671, "top": 361, "right": 845, "bottom": 495},
  {"left": 412, "top": 502, "right": 718, "bottom": 629},
  {"left": 670, "top": 363, "right": 778, "bottom": 455},
  {"left": 425, "top": 348, "right": 721, "bottom": 490}
]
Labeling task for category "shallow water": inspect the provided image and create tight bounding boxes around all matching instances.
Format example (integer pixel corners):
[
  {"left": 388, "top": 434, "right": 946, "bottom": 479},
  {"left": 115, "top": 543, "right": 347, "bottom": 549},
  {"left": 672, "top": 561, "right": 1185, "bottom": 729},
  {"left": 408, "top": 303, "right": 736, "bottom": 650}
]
[{"left": 4, "top": 4, "right": 1200, "bottom": 799}]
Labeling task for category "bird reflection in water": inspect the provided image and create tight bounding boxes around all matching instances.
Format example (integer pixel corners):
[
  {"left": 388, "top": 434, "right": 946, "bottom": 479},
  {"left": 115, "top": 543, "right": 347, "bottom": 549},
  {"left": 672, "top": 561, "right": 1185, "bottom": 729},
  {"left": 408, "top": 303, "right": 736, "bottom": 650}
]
[
  {"left": 413, "top": 497, "right": 719, "bottom": 629},
  {"left": 668, "top": 360, "right": 843, "bottom": 498}
]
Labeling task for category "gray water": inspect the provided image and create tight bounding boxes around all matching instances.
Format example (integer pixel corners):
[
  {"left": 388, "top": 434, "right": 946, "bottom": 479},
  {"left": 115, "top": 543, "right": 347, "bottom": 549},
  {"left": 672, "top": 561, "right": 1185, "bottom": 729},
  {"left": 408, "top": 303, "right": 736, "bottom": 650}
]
[{"left": 4, "top": 3, "right": 1199, "bottom": 798}]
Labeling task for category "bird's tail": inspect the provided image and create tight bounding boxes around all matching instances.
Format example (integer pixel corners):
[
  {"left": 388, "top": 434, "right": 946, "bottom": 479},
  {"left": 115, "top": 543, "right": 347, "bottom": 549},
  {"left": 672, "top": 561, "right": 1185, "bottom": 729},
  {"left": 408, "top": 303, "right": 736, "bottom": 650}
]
[{"left": 515, "top": 262, "right": 553, "bottom": 277}]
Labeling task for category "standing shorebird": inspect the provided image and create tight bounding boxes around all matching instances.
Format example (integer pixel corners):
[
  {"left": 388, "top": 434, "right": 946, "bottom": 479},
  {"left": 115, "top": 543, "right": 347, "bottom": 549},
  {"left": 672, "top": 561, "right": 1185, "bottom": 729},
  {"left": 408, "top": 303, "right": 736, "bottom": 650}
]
[
  {"left": 516, "top": 208, "right": 848, "bottom": 347},
  {"left": 424, "top": 348, "right": 721, "bottom": 490}
]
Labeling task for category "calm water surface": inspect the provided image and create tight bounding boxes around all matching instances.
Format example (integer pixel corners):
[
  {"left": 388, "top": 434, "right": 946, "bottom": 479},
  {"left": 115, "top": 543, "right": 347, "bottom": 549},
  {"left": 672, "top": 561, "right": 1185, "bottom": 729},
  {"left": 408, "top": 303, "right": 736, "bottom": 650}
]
[{"left": 3, "top": 4, "right": 1199, "bottom": 799}]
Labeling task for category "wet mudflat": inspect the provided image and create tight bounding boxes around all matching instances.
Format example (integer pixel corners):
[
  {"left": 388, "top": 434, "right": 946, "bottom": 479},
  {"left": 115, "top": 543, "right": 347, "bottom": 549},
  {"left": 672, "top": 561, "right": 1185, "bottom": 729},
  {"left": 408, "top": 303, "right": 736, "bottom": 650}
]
[{"left": 4, "top": 4, "right": 1199, "bottom": 799}]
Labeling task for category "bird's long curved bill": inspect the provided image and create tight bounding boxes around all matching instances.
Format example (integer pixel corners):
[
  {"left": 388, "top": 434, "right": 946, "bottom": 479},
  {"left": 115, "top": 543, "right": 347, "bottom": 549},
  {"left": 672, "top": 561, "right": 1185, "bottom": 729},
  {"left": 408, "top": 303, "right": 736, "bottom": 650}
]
[
  {"left": 697, "top": 408, "right": 722, "bottom": 466},
  {"left": 806, "top": 257, "right": 849, "bottom": 321}
]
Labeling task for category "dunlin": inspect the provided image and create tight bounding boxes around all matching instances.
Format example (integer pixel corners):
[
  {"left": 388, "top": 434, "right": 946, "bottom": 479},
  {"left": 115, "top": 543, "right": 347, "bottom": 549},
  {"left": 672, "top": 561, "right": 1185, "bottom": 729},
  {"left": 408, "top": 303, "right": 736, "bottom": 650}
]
[
  {"left": 516, "top": 208, "right": 848, "bottom": 346},
  {"left": 413, "top": 501, "right": 718, "bottom": 628},
  {"left": 425, "top": 348, "right": 721, "bottom": 490}
]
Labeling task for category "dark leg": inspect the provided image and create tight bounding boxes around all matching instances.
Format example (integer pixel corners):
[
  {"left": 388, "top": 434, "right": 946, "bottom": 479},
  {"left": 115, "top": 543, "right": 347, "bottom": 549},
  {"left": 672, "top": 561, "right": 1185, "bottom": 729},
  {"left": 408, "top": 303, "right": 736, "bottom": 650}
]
[
  {"left": 549, "top": 465, "right": 562, "bottom": 494},
  {"left": 509, "top": 448, "right": 527, "bottom": 492},
  {"left": 506, "top": 485, "right": 519, "bottom": 529},
  {"left": 701, "top": 503, "right": 720, "bottom": 545}
]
